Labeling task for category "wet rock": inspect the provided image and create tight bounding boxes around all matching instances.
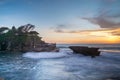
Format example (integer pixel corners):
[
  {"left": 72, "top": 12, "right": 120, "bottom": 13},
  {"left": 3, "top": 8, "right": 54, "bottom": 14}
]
[{"left": 69, "top": 46, "right": 100, "bottom": 58}]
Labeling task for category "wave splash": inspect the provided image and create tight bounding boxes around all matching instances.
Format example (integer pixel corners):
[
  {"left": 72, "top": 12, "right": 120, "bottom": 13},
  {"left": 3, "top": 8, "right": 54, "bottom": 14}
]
[
  {"left": 23, "top": 49, "right": 70, "bottom": 59},
  {"left": 23, "top": 52, "right": 68, "bottom": 59}
]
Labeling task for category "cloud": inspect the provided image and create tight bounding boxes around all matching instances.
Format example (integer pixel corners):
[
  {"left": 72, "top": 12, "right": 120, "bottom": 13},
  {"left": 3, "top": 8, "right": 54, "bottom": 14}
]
[
  {"left": 55, "top": 27, "right": 120, "bottom": 37},
  {"left": 54, "top": 29, "right": 64, "bottom": 33},
  {"left": 56, "top": 24, "right": 68, "bottom": 29},
  {"left": 54, "top": 28, "right": 111, "bottom": 33},
  {"left": 82, "top": 0, "right": 120, "bottom": 29},
  {"left": 53, "top": 24, "right": 67, "bottom": 32},
  {"left": 112, "top": 32, "right": 120, "bottom": 36},
  {"left": 53, "top": 22, "right": 119, "bottom": 35},
  {"left": 111, "top": 28, "right": 120, "bottom": 36},
  {"left": 53, "top": 24, "right": 74, "bottom": 32},
  {"left": 83, "top": 17, "right": 120, "bottom": 28},
  {"left": 53, "top": 18, "right": 100, "bottom": 33}
]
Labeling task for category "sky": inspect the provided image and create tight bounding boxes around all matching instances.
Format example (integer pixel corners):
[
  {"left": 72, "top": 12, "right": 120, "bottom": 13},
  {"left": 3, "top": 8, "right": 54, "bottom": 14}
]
[{"left": 0, "top": 0, "right": 120, "bottom": 44}]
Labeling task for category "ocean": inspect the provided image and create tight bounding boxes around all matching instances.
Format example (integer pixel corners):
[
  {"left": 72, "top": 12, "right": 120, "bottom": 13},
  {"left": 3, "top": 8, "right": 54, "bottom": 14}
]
[
  {"left": 0, "top": 44, "right": 120, "bottom": 80},
  {"left": 57, "top": 44, "right": 120, "bottom": 53}
]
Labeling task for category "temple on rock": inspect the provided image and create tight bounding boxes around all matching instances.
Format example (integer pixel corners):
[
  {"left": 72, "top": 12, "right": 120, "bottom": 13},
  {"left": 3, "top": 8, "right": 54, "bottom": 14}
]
[{"left": 0, "top": 24, "right": 58, "bottom": 52}]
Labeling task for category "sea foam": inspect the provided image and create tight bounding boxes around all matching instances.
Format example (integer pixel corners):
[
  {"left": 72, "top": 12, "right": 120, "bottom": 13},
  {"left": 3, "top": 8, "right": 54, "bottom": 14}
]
[
  {"left": 23, "top": 51, "right": 68, "bottom": 59},
  {"left": 23, "top": 48, "right": 72, "bottom": 59}
]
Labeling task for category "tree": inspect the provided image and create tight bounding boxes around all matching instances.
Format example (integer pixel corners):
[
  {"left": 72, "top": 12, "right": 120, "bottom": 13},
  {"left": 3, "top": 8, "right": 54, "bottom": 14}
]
[
  {"left": 17, "top": 24, "right": 35, "bottom": 34},
  {"left": 0, "top": 27, "right": 9, "bottom": 50},
  {"left": 0, "top": 24, "right": 45, "bottom": 52},
  {"left": 0, "top": 27, "right": 9, "bottom": 34}
]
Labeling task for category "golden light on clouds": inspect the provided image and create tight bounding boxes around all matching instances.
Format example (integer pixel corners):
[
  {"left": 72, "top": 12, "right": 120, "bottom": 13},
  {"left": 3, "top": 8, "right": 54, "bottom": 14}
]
[
  {"left": 89, "top": 31, "right": 120, "bottom": 43},
  {"left": 41, "top": 28, "right": 120, "bottom": 44},
  {"left": 107, "top": 36, "right": 119, "bottom": 43}
]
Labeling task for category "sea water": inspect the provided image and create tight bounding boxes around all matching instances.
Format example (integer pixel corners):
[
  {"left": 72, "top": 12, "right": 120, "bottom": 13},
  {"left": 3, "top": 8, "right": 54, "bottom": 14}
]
[{"left": 0, "top": 44, "right": 120, "bottom": 80}]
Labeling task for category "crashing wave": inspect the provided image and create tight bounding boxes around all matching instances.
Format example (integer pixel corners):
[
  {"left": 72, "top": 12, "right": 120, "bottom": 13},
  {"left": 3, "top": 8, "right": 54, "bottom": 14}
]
[{"left": 23, "top": 51, "right": 69, "bottom": 59}]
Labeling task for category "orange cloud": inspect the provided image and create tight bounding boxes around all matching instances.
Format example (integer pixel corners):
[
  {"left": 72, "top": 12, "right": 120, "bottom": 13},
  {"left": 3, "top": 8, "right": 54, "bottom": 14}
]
[{"left": 43, "top": 28, "right": 120, "bottom": 44}]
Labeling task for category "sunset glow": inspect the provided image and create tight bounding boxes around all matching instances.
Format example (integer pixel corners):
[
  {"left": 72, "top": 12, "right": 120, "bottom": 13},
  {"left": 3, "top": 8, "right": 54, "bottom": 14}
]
[
  {"left": 0, "top": 0, "right": 120, "bottom": 44},
  {"left": 42, "top": 28, "right": 120, "bottom": 44}
]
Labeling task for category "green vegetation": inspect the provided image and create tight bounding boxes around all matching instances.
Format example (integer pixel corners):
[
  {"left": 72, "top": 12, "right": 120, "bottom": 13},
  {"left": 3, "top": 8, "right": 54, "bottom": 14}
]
[{"left": 0, "top": 24, "right": 46, "bottom": 52}]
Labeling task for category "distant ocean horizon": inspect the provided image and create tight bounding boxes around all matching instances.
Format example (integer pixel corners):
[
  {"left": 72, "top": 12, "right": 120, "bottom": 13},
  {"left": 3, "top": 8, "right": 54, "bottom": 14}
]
[
  {"left": 57, "top": 43, "right": 120, "bottom": 47},
  {"left": 57, "top": 43, "right": 120, "bottom": 53}
]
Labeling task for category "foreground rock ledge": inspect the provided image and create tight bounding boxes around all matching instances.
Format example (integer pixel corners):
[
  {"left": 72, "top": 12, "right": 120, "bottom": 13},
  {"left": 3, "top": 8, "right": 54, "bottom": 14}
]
[{"left": 69, "top": 46, "right": 100, "bottom": 58}]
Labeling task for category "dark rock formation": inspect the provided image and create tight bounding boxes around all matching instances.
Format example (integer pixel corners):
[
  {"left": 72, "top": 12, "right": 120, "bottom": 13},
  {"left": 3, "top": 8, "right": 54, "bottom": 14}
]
[
  {"left": 32, "top": 43, "right": 59, "bottom": 52},
  {"left": 69, "top": 46, "right": 100, "bottom": 58}
]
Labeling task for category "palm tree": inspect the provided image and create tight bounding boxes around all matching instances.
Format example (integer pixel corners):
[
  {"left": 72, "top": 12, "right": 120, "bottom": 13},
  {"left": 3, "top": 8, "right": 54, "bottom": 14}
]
[
  {"left": 6, "top": 26, "right": 18, "bottom": 51},
  {"left": 16, "top": 24, "right": 35, "bottom": 51},
  {"left": 17, "top": 24, "right": 35, "bottom": 34},
  {"left": 0, "top": 27, "right": 9, "bottom": 34},
  {"left": 0, "top": 27, "right": 9, "bottom": 50},
  {"left": 0, "top": 24, "right": 42, "bottom": 52}
]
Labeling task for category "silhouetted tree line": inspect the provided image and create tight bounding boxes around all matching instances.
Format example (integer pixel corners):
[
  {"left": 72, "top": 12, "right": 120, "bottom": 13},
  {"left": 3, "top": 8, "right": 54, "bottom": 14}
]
[{"left": 0, "top": 24, "right": 44, "bottom": 52}]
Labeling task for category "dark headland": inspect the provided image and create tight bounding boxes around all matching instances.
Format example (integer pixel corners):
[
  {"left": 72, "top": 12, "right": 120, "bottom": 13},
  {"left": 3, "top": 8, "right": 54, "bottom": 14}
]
[{"left": 0, "top": 24, "right": 59, "bottom": 52}]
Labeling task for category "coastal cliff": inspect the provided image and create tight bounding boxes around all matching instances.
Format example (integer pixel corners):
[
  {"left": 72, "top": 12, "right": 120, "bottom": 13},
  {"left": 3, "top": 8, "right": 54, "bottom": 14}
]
[{"left": 0, "top": 24, "right": 58, "bottom": 52}]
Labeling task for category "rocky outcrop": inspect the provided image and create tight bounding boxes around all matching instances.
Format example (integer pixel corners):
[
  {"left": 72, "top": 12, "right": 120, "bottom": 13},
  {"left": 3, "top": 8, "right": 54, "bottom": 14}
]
[
  {"left": 69, "top": 46, "right": 100, "bottom": 58},
  {"left": 0, "top": 24, "right": 59, "bottom": 52},
  {"left": 32, "top": 43, "right": 59, "bottom": 52},
  {"left": 20, "top": 43, "right": 59, "bottom": 52}
]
